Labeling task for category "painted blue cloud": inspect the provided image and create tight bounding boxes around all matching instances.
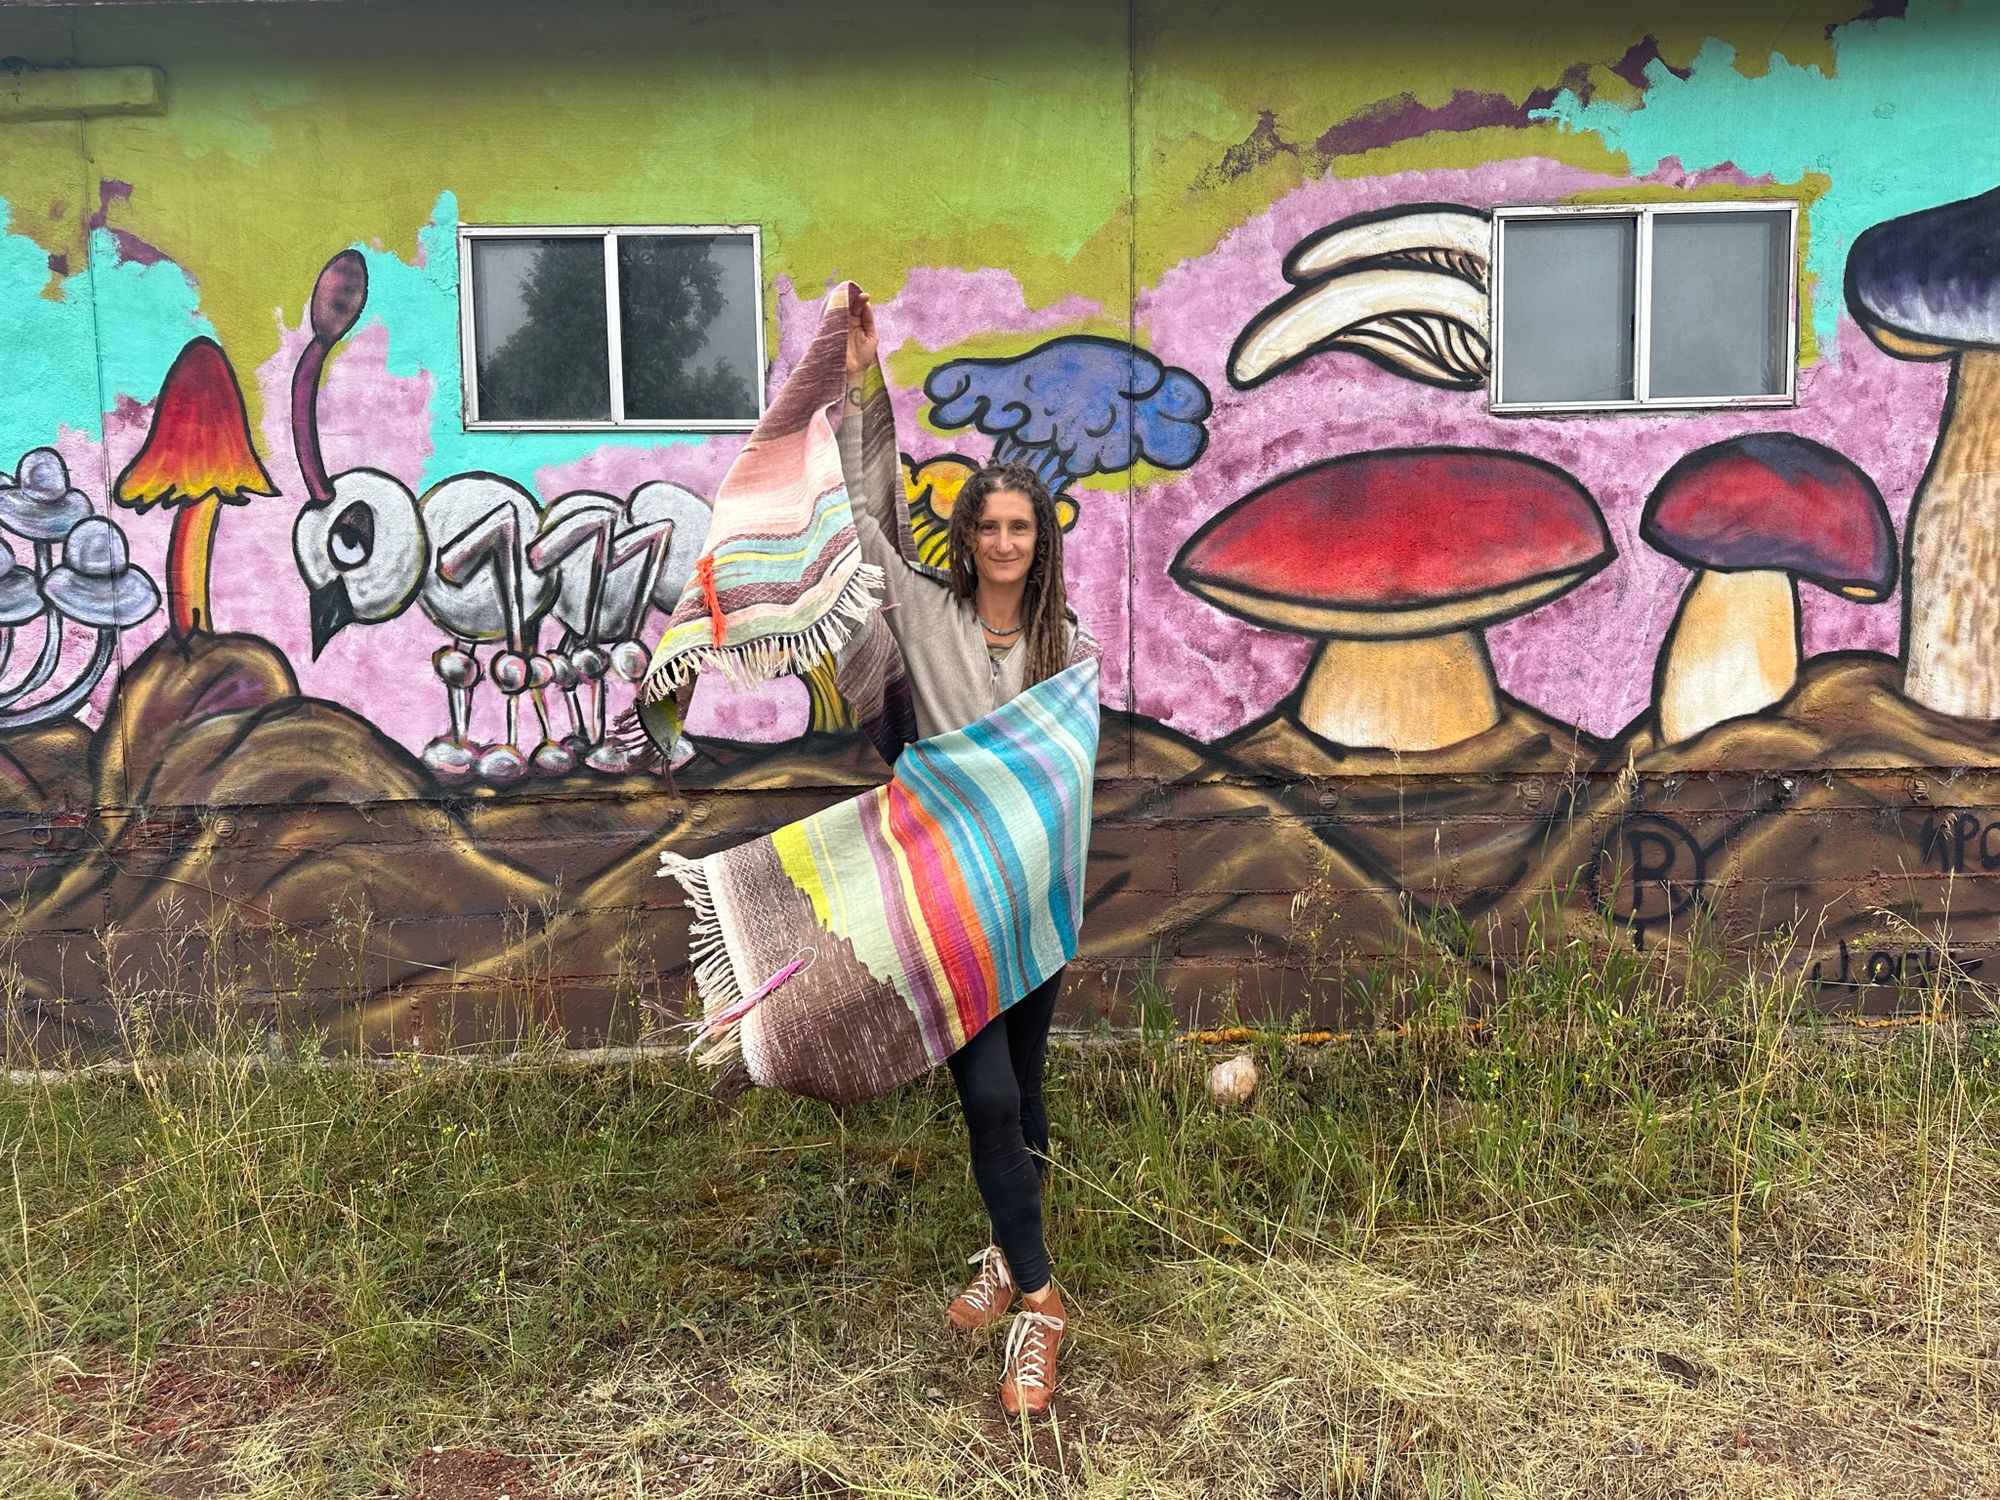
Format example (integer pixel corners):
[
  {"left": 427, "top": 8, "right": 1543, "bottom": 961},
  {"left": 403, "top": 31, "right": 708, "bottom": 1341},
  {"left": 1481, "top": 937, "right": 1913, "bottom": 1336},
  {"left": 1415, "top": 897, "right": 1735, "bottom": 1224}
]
[{"left": 924, "top": 335, "right": 1211, "bottom": 490}]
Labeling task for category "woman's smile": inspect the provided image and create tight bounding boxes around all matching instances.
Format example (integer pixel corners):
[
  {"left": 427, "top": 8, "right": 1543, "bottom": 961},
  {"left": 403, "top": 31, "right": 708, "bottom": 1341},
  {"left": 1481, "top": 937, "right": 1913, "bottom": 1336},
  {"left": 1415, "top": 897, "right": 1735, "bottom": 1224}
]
[{"left": 975, "top": 491, "right": 1038, "bottom": 587}]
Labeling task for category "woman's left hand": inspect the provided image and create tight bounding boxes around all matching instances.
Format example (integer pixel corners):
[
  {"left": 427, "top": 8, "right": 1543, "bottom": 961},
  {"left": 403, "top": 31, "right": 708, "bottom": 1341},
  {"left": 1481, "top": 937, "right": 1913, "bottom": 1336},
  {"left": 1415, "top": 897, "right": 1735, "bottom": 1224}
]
[{"left": 846, "top": 288, "right": 879, "bottom": 386}]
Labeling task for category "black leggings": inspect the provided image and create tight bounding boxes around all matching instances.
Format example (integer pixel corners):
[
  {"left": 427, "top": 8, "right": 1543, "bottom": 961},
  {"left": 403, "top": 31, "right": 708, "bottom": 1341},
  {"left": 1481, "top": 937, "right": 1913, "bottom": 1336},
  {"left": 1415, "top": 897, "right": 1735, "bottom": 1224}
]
[{"left": 947, "top": 969, "right": 1061, "bottom": 1295}]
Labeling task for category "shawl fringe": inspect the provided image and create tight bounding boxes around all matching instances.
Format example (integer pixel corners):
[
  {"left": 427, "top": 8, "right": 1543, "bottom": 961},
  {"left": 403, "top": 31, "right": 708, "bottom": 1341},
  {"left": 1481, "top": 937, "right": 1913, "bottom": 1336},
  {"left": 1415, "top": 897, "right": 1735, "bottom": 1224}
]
[
  {"left": 606, "top": 705, "right": 662, "bottom": 773},
  {"left": 658, "top": 853, "right": 747, "bottom": 1072},
  {"left": 660, "top": 852, "right": 814, "bottom": 1079},
  {"left": 638, "top": 561, "right": 884, "bottom": 704},
  {"left": 606, "top": 705, "right": 692, "bottom": 786}
]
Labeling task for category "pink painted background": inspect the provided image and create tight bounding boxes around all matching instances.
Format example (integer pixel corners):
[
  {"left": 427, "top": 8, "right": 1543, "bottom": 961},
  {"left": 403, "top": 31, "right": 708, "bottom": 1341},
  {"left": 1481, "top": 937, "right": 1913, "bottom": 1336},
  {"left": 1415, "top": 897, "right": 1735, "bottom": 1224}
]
[
  {"left": 76, "top": 266, "right": 1125, "bottom": 755},
  {"left": 1134, "top": 157, "right": 1947, "bottom": 743}
]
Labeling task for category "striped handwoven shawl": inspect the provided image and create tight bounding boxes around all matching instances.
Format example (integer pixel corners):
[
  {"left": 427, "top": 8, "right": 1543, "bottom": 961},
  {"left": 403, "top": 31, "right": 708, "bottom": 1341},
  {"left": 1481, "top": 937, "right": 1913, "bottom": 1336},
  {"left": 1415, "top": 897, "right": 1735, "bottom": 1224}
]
[
  {"left": 643, "top": 281, "right": 1100, "bottom": 1103},
  {"left": 661, "top": 659, "right": 1099, "bottom": 1106},
  {"left": 641, "top": 283, "right": 914, "bottom": 759}
]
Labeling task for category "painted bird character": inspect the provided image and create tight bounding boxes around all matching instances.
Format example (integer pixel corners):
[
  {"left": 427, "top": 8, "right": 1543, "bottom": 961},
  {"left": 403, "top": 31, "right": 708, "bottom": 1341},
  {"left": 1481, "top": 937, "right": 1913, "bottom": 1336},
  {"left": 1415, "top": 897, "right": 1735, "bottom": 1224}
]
[{"left": 288, "top": 248, "right": 710, "bottom": 785}]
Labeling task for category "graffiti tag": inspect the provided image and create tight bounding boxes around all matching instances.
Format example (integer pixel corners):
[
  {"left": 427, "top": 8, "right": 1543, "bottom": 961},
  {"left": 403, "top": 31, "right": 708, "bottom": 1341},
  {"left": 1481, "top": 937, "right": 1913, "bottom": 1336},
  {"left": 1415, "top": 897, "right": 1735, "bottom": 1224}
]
[
  {"left": 1809, "top": 936, "right": 1983, "bottom": 991},
  {"left": 1916, "top": 810, "right": 2000, "bottom": 874},
  {"left": 1587, "top": 811, "right": 1707, "bottom": 949}
]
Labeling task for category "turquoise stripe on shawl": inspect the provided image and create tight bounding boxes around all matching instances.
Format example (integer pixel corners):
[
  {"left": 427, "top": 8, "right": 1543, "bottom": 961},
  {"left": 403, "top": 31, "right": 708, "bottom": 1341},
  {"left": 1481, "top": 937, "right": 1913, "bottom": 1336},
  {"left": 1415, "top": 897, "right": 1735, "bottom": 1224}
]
[
  {"left": 894, "top": 665, "right": 1097, "bottom": 995},
  {"left": 765, "top": 659, "right": 1099, "bottom": 1057},
  {"left": 700, "top": 482, "right": 852, "bottom": 587}
]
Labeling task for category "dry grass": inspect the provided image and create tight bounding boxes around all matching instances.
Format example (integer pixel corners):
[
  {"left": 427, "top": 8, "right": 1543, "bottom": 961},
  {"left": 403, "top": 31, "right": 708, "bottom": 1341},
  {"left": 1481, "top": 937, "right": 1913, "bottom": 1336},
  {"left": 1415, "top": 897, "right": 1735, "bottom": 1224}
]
[
  {"left": 2, "top": 912, "right": 1999, "bottom": 1497},
  {"left": 524, "top": 1150, "right": 2000, "bottom": 1499}
]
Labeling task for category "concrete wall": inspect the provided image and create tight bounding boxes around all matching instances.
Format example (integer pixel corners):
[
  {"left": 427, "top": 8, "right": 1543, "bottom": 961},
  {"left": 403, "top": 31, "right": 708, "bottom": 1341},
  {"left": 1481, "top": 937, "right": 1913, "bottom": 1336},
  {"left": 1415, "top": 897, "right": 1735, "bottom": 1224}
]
[{"left": 2, "top": 0, "right": 1998, "bottom": 1051}]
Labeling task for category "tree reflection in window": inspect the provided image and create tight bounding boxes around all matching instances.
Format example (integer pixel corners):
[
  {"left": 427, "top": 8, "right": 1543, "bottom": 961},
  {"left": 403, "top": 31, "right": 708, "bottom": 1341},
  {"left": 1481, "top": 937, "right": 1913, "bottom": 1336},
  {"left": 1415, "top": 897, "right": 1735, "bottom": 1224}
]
[
  {"left": 618, "top": 235, "right": 756, "bottom": 422},
  {"left": 470, "top": 232, "right": 757, "bottom": 425},
  {"left": 472, "top": 237, "right": 612, "bottom": 421}
]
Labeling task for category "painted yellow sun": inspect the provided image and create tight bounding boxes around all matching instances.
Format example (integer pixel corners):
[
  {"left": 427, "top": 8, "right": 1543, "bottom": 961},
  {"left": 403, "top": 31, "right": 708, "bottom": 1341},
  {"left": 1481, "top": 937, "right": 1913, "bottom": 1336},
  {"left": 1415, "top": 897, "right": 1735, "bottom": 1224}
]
[{"left": 901, "top": 453, "right": 1078, "bottom": 570}]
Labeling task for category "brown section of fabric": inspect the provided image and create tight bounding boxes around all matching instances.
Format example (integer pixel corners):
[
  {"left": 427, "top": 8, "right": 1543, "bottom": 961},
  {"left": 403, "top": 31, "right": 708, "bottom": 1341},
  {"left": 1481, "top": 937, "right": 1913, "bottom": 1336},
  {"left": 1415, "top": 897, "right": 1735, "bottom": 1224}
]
[
  {"left": 714, "top": 837, "right": 930, "bottom": 1107},
  {"left": 832, "top": 610, "right": 905, "bottom": 735},
  {"left": 751, "top": 290, "right": 850, "bottom": 440}
]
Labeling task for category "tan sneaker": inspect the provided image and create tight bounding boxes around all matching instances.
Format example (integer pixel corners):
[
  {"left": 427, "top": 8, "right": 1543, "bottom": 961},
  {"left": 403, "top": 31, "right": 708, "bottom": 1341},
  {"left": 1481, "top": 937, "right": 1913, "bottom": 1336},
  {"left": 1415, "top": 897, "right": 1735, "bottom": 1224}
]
[
  {"left": 999, "top": 1300, "right": 1066, "bottom": 1416},
  {"left": 947, "top": 1245, "right": 1016, "bottom": 1332}
]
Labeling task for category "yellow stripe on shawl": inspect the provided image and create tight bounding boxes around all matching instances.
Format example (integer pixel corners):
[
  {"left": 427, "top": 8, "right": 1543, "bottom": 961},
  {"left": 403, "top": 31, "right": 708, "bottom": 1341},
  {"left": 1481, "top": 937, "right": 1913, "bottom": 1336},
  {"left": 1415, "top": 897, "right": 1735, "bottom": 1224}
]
[
  {"left": 772, "top": 820, "right": 843, "bottom": 931},
  {"left": 771, "top": 795, "right": 972, "bottom": 1053}
]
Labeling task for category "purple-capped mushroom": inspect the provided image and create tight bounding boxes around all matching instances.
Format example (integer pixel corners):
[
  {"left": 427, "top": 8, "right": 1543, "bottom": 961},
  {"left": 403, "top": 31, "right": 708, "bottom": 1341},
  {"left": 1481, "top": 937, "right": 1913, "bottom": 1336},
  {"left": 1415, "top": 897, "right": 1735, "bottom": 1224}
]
[{"left": 1846, "top": 185, "right": 2000, "bottom": 717}]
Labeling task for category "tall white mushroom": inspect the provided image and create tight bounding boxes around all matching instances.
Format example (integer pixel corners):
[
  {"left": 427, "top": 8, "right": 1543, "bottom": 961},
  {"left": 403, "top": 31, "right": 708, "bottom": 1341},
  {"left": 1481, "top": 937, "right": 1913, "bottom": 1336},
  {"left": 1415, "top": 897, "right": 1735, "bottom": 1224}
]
[{"left": 1846, "top": 185, "right": 2000, "bottom": 717}]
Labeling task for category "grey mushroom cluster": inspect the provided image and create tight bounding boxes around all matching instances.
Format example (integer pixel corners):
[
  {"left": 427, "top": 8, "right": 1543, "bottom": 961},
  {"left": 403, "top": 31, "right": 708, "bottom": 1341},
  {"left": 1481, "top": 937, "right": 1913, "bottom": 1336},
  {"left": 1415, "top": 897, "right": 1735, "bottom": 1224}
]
[{"left": 0, "top": 449, "right": 160, "bottom": 731}]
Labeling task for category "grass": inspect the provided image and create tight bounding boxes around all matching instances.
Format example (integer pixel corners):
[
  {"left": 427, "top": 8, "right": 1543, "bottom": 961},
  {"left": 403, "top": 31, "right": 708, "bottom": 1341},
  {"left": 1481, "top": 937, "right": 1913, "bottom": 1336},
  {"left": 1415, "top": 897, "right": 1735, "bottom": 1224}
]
[{"left": 2, "top": 915, "right": 1999, "bottom": 1497}]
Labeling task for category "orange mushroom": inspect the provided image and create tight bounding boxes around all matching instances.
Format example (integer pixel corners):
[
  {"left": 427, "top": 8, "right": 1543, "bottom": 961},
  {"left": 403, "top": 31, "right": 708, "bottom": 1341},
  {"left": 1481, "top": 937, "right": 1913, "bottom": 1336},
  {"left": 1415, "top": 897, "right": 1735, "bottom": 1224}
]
[{"left": 114, "top": 336, "right": 278, "bottom": 640}]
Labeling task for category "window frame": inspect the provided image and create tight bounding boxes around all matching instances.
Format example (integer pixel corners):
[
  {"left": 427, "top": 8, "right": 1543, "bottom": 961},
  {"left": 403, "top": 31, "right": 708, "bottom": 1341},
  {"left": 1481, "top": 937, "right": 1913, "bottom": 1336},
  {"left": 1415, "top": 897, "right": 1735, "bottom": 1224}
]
[
  {"left": 456, "top": 222, "right": 767, "bottom": 433},
  {"left": 1487, "top": 201, "right": 1800, "bottom": 416}
]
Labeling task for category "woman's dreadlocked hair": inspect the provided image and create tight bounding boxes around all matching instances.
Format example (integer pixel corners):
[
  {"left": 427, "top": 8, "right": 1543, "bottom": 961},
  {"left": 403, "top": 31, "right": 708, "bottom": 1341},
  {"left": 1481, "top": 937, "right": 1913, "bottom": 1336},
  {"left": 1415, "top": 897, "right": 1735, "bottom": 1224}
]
[{"left": 946, "top": 461, "right": 1071, "bottom": 687}]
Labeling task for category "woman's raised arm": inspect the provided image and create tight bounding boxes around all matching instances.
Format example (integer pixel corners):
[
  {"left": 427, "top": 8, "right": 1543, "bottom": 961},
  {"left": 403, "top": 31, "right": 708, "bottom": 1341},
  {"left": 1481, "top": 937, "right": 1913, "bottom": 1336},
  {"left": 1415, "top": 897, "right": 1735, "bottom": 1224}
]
[{"left": 837, "top": 289, "right": 928, "bottom": 589}]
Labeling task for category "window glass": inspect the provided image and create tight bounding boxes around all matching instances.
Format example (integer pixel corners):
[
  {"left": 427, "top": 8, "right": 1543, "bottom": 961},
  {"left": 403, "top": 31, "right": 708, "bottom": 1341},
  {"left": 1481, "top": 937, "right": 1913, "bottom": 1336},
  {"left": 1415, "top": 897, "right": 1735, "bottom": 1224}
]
[
  {"left": 1497, "top": 216, "right": 1636, "bottom": 405},
  {"left": 1649, "top": 211, "right": 1791, "bottom": 399},
  {"left": 470, "top": 237, "right": 611, "bottom": 422},
  {"left": 618, "top": 234, "right": 761, "bottom": 422}
]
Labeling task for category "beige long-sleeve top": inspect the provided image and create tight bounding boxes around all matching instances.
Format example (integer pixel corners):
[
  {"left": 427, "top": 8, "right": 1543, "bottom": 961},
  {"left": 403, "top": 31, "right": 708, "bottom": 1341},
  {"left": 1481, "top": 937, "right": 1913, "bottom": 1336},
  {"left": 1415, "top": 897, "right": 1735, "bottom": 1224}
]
[{"left": 835, "top": 382, "right": 1095, "bottom": 741}]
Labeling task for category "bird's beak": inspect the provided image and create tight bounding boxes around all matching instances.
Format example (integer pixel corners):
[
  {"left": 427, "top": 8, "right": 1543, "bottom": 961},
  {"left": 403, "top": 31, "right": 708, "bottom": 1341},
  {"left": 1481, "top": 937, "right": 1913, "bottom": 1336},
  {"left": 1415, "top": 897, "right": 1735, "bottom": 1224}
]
[{"left": 308, "top": 576, "right": 356, "bottom": 659}]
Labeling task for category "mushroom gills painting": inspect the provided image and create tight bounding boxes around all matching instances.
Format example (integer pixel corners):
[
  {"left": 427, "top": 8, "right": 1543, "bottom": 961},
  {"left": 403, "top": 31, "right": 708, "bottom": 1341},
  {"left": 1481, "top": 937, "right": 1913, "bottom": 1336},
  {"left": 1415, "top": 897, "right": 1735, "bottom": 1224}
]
[{"left": 1230, "top": 203, "right": 1493, "bottom": 392}]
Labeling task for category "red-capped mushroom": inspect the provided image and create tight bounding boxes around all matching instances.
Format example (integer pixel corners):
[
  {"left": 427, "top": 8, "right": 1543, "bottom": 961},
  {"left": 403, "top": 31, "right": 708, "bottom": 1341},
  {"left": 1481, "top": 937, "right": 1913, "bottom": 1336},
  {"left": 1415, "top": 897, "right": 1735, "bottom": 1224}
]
[
  {"left": 1642, "top": 434, "right": 1894, "bottom": 743},
  {"left": 1173, "top": 448, "right": 1613, "bottom": 751},
  {"left": 114, "top": 336, "right": 278, "bottom": 640}
]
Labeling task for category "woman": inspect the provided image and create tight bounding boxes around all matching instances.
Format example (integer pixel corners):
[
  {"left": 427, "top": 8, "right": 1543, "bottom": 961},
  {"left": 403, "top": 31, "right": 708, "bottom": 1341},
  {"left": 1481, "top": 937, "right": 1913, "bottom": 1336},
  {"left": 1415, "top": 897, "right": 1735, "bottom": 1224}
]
[{"left": 840, "top": 288, "right": 1094, "bottom": 1417}]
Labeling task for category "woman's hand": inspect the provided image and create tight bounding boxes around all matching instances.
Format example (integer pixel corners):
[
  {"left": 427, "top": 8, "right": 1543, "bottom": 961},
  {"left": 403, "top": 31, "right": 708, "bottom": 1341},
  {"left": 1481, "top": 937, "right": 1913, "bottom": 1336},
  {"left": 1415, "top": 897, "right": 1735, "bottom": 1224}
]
[{"left": 845, "top": 288, "right": 879, "bottom": 387}]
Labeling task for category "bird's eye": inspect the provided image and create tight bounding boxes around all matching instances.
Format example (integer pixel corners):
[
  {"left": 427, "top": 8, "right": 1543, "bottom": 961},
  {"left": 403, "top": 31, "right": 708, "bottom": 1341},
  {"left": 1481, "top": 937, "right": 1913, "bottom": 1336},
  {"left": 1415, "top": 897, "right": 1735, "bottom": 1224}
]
[{"left": 329, "top": 500, "right": 374, "bottom": 570}]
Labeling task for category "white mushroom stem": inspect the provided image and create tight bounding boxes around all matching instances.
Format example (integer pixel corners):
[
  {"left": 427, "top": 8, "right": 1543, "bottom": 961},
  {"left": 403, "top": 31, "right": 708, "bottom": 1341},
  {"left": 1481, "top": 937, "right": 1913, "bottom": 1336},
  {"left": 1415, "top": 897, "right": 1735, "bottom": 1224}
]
[
  {"left": 1656, "top": 569, "right": 1798, "bottom": 744},
  {"left": 0, "top": 542, "right": 63, "bottom": 708},
  {"left": 1904, "top": 350, "right": 2000, "bottom": 718},
  {"left": 1297, "top": 632, "right": 1500, "bottom": 752},
  {"left": 0, "top": 612, "right": 61, "bottom": 708},
  {"left": 0, "top": 629, "right": 115, "bottom": 731}
]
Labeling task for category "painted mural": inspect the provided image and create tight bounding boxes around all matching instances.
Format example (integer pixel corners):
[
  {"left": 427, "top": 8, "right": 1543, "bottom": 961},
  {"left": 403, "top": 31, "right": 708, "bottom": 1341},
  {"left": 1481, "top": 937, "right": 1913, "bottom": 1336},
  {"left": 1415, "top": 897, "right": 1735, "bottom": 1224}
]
[{"left": 3, "top": 0, "right": 2000, "bottom": 1054}]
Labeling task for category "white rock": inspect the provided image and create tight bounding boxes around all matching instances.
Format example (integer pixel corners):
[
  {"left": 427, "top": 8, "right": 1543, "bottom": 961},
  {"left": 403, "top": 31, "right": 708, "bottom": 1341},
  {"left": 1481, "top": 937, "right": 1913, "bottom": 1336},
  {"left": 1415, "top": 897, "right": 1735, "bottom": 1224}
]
[{"left": 1208, "top": 1053, "right": 1259, "bottom": 1108}]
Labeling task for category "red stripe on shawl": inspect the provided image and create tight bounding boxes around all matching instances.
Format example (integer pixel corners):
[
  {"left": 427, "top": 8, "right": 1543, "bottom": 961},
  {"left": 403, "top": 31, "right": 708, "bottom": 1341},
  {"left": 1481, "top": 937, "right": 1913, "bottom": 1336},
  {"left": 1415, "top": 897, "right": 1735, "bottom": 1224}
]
[
  {"left": 696, "top": 554, "right": 724, "bottom": 646},
  {"left": 881, "top": 781, "right": 997, "bottom": 1037}
]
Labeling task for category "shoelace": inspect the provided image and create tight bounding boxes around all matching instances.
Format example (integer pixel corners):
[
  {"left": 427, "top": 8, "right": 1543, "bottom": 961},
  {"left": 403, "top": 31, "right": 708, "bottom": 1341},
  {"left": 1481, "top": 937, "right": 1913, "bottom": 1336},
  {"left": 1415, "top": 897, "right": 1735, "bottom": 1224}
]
[
  {"left": 1002, "top": 1309, "right": 1065, "bottom": 1392},
  {"left": 960, "top": 1246, "right": 1013, "bottom": 1313}
]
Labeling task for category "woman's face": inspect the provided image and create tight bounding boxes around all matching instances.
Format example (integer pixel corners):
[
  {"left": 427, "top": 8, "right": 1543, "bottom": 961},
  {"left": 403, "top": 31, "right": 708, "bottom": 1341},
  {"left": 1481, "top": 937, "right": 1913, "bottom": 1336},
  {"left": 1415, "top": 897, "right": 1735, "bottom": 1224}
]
[{"left": 972, "top": 489, "right": 1037, "bottom": 589}]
